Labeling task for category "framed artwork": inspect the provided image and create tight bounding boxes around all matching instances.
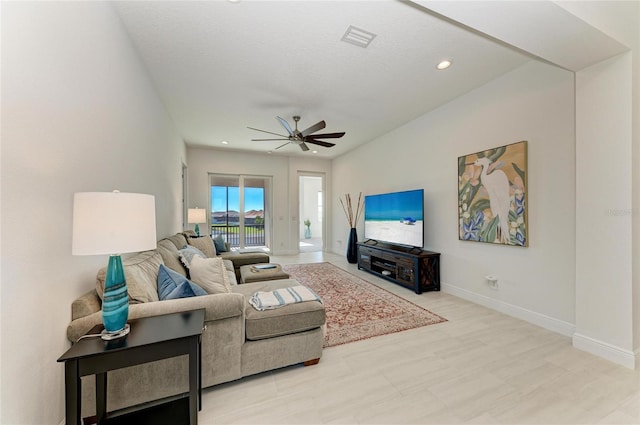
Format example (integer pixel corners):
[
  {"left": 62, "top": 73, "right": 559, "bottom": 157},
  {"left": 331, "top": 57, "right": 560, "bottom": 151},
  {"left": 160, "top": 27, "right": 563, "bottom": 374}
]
[{"left": 458, "top": 140, "right": 528, "bottom": 247}]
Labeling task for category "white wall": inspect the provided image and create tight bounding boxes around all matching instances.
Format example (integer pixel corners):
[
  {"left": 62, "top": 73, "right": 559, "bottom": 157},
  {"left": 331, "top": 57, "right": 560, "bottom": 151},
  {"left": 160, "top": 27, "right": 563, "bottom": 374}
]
[
  {"left": 186, "top": 148, "right": 331, "bottom": 255},
  {"left": 558, "top": 0, "right": 639, "bottom": 367},
  {"left": 333, "top": 60, "right": 577, "bottom": 334},
  {"left": 574, "top": 52, "right": 634, "bottom": 367},
  {"left": 1, "top": 2, "right": 186, "bottom": 424}
]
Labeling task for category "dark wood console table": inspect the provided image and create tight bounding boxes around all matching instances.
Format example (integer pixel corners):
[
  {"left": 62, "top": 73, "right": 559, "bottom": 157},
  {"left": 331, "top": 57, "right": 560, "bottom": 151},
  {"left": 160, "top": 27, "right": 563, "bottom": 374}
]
[
  {"left": 357, "top": 242, "right": 440, "bottom": 294},
  {"left": 58, "top": 309, "right": 205, "bottom": 425}
]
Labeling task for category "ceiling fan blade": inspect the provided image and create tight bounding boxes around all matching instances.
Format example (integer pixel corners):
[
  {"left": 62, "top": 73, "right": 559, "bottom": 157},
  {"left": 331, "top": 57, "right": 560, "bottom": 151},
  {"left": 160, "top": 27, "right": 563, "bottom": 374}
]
[
  {"left": 305, "top": 139, "right": 335, "bottom": 148},
  {"left": 307, "top": 132, "right": 345, "bottom": 139},
  {"left": 300, "top": 142, "right": 310, "bottom": 152},
  {"left": 247, "top": 127, "right": 288, "bottom": 138},
  {"left": 251, "top": 138, "right": 290, "bottom": 141},
  {"left": 274, "top": 142, "right": 290, "bottom": 150},
  {"left": 300, "top": 120, "right": 326, "bottom": 137},
  {"left": 276, "top": 116, "right": 294, "bottom": 136}
]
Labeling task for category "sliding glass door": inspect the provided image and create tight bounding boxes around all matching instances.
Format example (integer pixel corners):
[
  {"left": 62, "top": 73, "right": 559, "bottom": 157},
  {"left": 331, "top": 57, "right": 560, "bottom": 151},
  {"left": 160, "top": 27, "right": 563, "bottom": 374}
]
[{"left": 209, "top": 174, "right": 272, "bottom": 250}]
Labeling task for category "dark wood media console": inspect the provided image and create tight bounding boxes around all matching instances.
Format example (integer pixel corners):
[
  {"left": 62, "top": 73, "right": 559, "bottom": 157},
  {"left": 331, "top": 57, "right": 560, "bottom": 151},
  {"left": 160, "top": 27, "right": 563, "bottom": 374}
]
[{"left": 357, "top": 242, "right": 440, "bottom": 294}]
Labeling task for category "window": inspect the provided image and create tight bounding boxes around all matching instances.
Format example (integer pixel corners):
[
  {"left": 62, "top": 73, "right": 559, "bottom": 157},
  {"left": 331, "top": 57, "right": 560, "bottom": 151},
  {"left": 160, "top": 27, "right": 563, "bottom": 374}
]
[{"left": 210, "top": 174, "right": 271, "bottom": 250}]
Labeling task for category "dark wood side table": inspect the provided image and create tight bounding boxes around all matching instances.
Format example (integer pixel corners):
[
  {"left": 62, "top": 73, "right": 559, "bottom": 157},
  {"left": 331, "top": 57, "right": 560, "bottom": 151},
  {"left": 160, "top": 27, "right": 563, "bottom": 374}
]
[{"left": 58, "top": 309, "right": 205, "bottom": 425}]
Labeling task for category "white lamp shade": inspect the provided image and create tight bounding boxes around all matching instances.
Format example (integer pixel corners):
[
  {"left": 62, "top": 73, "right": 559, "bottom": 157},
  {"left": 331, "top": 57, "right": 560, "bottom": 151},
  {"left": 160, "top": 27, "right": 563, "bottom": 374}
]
[
  {"left": 72, "top": 192, "right": 157, "bottom": 255},
  {"left": 187, "top": 208, "right": 207, "bottom": 224}
]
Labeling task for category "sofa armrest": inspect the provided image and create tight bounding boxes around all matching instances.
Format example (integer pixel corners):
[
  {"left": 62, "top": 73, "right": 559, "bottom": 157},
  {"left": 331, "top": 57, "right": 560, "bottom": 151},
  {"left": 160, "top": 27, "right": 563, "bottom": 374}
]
[
  {"left": 71, "top": 289, "right": 102, "bottom": 320},
  {"left": 67, "top": 292, "right": 245, "bottom": 343}
]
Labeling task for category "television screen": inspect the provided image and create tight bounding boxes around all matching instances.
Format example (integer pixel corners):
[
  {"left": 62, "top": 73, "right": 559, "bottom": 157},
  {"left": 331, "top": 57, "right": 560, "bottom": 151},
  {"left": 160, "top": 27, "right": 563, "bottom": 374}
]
[{"left": 364, "top": 189, "right": 424, "bottom": 248}]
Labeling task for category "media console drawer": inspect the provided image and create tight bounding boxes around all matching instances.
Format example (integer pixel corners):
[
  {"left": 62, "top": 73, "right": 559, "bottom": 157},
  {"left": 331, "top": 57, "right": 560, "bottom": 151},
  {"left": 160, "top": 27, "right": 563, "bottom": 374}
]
[{"left": 357, "top": 242, "right": 440, "bottom": 294}]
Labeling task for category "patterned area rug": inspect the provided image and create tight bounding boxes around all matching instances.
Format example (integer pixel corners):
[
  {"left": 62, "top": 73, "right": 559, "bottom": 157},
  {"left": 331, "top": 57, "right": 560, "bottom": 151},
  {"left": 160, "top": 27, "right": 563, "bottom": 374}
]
[{"left": 282, "top": 262, "right": 447, "bottom": 347}]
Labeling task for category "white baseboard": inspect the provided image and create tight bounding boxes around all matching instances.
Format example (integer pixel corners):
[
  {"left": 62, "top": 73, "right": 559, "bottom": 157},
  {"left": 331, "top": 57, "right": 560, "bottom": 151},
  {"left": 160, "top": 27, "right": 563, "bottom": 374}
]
[
  {"left": 441, "top": 282, "right": 575, "bottom": 337},
  {"left": 442, "top": 282, "right": 637, "bottom": 369},
  {"left": 572, "top": 333, "right": 637, "bottom": 370}
]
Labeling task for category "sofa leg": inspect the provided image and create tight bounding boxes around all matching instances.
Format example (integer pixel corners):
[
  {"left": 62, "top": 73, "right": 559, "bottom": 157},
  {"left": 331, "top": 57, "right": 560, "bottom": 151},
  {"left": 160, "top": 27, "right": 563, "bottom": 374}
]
[{"left": 303, "top": 358, "right": 320, "bottom": 366}]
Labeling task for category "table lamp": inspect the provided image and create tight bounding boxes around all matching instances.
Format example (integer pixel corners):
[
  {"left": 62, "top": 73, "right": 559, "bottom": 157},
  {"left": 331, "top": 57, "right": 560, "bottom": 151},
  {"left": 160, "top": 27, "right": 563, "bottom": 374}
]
[
  {"left": 72, "top": 191, "right": 156, "bottom": 340},
  {"left": 188, "top": 207, "right": 207, "bottom": 237}
]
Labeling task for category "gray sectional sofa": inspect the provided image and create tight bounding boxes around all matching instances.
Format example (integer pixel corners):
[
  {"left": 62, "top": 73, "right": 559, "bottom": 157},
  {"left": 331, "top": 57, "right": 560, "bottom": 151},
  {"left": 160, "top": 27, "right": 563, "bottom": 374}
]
[{"left": 66, "top": 232, "right": 325, "bottom": 416}]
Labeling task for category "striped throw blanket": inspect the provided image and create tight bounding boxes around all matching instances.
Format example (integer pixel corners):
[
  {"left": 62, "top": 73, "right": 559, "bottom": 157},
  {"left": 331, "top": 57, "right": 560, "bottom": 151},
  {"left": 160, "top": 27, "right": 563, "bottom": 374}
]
[{"left": 249, "top": 285, "right": 322, "bottom": 311}]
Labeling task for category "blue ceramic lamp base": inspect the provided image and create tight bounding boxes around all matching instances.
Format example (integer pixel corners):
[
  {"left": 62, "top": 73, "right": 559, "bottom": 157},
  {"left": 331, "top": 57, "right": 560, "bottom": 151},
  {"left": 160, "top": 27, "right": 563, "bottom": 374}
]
[{"left": 102, "top": 254, "right": 130, "bottom": 340}]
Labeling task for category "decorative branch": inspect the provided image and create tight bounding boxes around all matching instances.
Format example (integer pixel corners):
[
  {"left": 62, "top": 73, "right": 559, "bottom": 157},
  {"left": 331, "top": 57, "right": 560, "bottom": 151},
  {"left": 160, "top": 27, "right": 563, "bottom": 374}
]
[{"left": 339, "top": 192, "right": 364, "bottom": 228}]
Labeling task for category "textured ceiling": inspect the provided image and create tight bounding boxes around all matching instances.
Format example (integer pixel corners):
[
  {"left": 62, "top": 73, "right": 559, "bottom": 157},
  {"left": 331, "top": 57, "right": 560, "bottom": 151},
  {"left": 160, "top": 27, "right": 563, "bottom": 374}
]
[{"left": 113, "top": 1, "right": 532, "bottom": 158}]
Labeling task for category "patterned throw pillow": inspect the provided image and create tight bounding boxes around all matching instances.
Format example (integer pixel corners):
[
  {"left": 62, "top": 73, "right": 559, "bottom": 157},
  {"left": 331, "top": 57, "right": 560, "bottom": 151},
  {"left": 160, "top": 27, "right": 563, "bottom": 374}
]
[
  {"left": 187, "top": 236, "right": 216, "bottom": 258},
  {"left": 188, "top": 256, "right": 232, "bottom": 295},
  {"left": 163, "top": 281, "right": 207, "bottom": 300},
  {"left": 178, "top": 245, "right": 206, "bottom": 269},
  {"left": 157, "top": 264, "right": 207, "bottom": 300}
]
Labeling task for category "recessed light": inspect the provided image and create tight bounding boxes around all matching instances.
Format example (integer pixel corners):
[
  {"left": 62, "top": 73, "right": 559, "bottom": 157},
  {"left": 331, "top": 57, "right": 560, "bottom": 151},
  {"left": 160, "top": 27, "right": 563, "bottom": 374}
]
[
  {"left": 436, "top": 59, "right": 452, "bottom": 70},
  {"left": 312, "top": 150, "right": 318, "bottom": 154},
  {"left": 221, "top": 140, "right": 229, "bottom": 145},
  {"left": 267, "top": 151, "right": 272, "bottom": 154}
]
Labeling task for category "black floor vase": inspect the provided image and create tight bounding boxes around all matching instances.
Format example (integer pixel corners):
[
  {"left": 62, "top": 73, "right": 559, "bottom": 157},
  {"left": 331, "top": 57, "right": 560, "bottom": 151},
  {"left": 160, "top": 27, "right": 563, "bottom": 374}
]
[{"left": 346, "top": 227, "right": 358, "bottom": 264}]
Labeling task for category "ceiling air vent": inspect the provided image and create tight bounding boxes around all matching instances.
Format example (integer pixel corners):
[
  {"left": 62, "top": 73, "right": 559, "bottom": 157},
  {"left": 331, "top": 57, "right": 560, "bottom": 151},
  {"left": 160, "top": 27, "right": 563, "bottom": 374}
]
[{"left": 341, "top": 25, "right": 376, "bottom": 48}]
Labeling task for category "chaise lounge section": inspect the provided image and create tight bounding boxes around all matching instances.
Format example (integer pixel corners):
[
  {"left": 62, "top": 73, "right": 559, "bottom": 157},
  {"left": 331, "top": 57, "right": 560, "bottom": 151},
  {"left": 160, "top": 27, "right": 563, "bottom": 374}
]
[{"left": 66, "top": 232, "right": 325, "bottom": 416}]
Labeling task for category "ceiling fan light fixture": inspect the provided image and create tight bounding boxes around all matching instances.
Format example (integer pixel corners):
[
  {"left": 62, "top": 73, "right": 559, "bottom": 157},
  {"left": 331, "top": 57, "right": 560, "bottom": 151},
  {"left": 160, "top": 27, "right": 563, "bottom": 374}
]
[
  {"left": 249, "top": 115, "right": 344, "bottom": 152},
  {"left": 437, "top": 59, "right": 452, "bottom": 70},
  {"left": 341, "top": 25, "right": 376, "bottom": 48}
]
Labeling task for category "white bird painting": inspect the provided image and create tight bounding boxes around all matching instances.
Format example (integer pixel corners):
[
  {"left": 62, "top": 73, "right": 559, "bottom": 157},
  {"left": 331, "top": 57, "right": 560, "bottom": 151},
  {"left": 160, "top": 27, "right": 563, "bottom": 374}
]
[{"left": 473, "top": 157, "right": 511, "bottom": 243}]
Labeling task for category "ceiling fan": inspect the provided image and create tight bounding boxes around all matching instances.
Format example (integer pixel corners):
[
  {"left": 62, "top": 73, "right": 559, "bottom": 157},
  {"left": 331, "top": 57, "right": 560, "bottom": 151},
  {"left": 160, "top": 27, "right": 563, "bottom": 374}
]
[{"left": 248, "top": 116, "right": 345, "bottom": 152}]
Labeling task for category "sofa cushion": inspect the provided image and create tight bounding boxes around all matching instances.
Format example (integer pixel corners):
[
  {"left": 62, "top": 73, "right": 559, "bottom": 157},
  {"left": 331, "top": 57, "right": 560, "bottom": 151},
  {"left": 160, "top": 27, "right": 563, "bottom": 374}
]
[
  {"left": 233, "top": 279, "right": 325, "bottom": 340},
  {"left": 179, "top": 245, "right": 206, "bottom": 269},
  {"left": 96, "top": 251, "right": 162, "bottom": 304},
  {"left": 187, "top": 236, "right": 216, "bottom": 258},
  {"left": 188, "top": 256, "right": 232, "bottom": 295},
  {"left": 165, "top": 233, "right": 189, "bottom": 251},
  {"left": 219, "top": 251, "right": 270, "bottom": 268},
  {"left": 157, "top": 239, "right": 188, "bottom": 277}
]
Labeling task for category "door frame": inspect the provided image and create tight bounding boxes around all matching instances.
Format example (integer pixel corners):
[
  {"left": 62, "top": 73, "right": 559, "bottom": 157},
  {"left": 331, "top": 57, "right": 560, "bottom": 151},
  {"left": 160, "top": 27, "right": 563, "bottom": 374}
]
[
  {"left": 208, "top": 173, "right": 273, "bottom": 250},
  {"left": 297, "top": 171, "right": 326, "bottom": 252}
]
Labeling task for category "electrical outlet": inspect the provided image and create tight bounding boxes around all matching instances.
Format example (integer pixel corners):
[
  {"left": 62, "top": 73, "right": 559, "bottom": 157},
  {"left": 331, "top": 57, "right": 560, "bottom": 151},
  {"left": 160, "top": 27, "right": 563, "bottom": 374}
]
[{"left": 485, "top": 275, "right": 499, "bottom": 290}]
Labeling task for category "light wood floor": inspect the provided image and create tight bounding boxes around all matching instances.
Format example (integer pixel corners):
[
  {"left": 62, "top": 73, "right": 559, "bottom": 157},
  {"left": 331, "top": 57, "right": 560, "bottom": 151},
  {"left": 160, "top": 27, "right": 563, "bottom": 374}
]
[{"left": 198, "top": 251, "right": 639, "bottom": 424}]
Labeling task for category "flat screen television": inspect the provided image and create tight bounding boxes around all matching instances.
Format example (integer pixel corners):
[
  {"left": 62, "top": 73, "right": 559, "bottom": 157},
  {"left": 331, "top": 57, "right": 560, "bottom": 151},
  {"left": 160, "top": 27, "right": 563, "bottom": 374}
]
[{"left": 364, "top": 189, "right": 424, "bottom": 248}]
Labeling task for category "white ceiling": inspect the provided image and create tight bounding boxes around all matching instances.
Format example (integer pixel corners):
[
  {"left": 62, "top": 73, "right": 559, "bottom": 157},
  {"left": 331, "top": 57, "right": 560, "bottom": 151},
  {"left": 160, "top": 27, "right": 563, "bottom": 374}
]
[{"left": 113, "top": 0, "right": 532, "bottom": 158}]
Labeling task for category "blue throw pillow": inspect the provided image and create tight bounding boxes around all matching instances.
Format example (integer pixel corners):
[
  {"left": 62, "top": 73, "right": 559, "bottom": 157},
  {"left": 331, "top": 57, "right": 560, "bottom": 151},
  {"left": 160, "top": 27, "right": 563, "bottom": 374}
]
[
  {"left": 164, "top": 281, "right": 207, "bottom": 300},
  {"left": 213, "top": 235, "right": 227, "bottom": 253},
  {"left": 157, "top": 264, "right": 207, "bottom": 300}
]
